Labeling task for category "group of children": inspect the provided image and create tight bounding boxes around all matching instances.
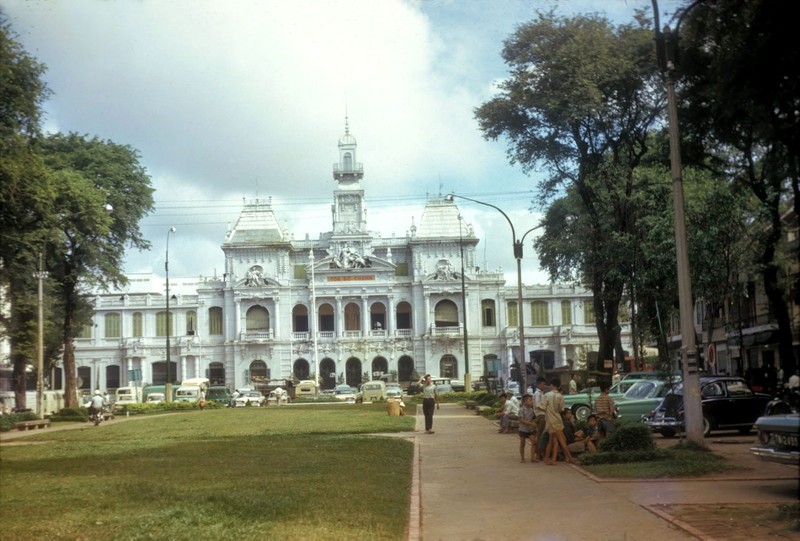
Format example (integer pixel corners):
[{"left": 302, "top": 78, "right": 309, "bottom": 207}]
[{"left": 509, "top": 377, "right": 614, "bottom": 464}]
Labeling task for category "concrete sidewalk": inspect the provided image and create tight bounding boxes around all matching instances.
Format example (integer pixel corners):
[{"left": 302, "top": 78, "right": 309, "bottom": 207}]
[{"left": 411, "top": 403, "right": 798, "bottom": 541}]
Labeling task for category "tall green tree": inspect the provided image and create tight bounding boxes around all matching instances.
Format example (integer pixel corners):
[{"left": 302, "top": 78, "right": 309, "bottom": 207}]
[
  {"left": 679, "top": 0, "right": 799, "bottom": 379},
  {"left": 475, "top": 11, "right": 664, "bottom": 368},
  {"left": 41, "top": 133, "right": 154, "bottom": 407},
  {"left": 0, "top": 13, "right": 55, "bottom": 409}
]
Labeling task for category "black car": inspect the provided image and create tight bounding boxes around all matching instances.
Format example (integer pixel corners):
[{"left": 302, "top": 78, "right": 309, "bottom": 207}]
[{"left": 644, "top": 376, "right": 772, "bottom": 437}]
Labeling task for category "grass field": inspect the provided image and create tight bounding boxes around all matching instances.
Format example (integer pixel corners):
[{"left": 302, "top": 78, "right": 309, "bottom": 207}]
[{"left": 0, "top": 403, "right": 416, "bottom": 540}]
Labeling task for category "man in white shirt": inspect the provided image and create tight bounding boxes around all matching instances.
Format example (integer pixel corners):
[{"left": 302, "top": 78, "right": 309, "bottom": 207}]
[{"left": 499, "top": 390, "right": 520, "bottom": 433}]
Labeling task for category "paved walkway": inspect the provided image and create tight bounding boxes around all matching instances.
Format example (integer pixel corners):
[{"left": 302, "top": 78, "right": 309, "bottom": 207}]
[
  {"left": 410, "top": 403, "right": 799, "bottom": 541},
  {"left": 3, "top": 405, "right": 797, "bottom": 541}
]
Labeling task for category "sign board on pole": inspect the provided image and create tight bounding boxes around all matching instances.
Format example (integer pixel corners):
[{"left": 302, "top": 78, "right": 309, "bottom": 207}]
[{"left": 707, "top": 344, "right": 716, "bottom": 366}]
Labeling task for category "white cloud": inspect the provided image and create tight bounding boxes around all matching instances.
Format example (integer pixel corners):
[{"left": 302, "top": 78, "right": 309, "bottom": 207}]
[{"left": 3, "top": 0, "right": 677, "bottom": 285}]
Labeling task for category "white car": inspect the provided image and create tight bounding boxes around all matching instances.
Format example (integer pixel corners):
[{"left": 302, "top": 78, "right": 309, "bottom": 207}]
[
  {"left": 386, "top": 383, "right": 403, "bottom": 399},
  {"left": 146, "top": 393, "right": 165, "bottom": 404},
  {"left": 234, "top": 391, "right": 265, "bottom": 407},
  {"left": 333, "top": 385, "right": 356, "bottom": 402}
]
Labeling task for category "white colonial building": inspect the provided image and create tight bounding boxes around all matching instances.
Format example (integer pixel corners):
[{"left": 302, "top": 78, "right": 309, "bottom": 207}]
[{"left": 71, "top": 126, "right": 632, "bottom": 393}]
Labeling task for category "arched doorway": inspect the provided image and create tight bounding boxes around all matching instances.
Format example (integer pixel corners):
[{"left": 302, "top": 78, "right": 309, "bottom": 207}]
[
  {"left": 344, "top": 303, "right": 360, "bottom": 331},
  {"left": 248, "top": 360, "right": 269, "bottom": 392},
  {"left": 440, "top": 354, "right": 457, "bottom": 378},
  {"left": 345, "top": 357, "right": 362, "bottom": 387},
  {"left": 208, "top": 362, "right": 225, "bottom": 385},
  {"left": 370, "top": 302, "right": 386, "bottom": 330},
  {"left": 293, "top": 358, "right": 310, "bottom": 380},
  {"left": 397, "top": 355, "right": 414, "bottom": 383},
  {"left": 319, "top": 358, "right": 337, "bottom": 390},
  {"left": 396, "top": 301, "right": 412, "bottom": 331},
  {"left": 371, "top": 357, "right": 388, "bottom": 380},
  {"left": 434, "top": 299, "right": 459, "bottom": 327},
  {"left": 292, "top": 304, "right": 308, "bottom": 332},
  {"left": 246, "top": 305, "right": 270, "bottom": 332}
]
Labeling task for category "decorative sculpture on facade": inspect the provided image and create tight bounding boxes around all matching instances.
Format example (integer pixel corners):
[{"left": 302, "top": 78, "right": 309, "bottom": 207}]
[
  {"left": 244, "top": 266, "right": 266, "bottom": 287},
  {"left": 330, "top": 244, "right": 372, "bottom": 269},
  {"left": 433, "top": 260, "right": 456, "bottom": 280}
]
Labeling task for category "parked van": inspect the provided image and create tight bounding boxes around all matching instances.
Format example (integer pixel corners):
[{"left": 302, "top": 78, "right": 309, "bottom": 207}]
[
  {"left": 114, "top": 386, "right": 142, "bottom": 408},
  {"left": 295, "top": 380, "right": 318, "bottom": 397},
  {"left": 361, "top": 380, "right": 386, "bottom": 402},
  {"left": 180, "top": 377, "right": 209, "bottom": 390},
  {"left": 206, "top": 385, "right": 232, "bottom": 406},
  {"left": 173, "top": 386, "right": 201, "bottom": 403},
  {"left": 143, "top": 385, "right": 168, "bottom": 402}
]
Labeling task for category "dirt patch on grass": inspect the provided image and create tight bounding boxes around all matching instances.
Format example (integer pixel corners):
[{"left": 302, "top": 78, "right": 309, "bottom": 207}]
[{"left": 652, "top": 503, "right": 800, "bottom": 540}]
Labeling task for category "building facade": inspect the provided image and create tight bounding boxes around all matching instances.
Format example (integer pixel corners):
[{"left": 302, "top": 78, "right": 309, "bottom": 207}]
[{"left": 71, "top": 127, "right": 632, "bottom": 394}]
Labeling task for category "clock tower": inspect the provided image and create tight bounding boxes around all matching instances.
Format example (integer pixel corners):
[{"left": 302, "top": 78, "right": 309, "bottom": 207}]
[{"left": 331, "top": 118, "right": 366, "bottom": 236}]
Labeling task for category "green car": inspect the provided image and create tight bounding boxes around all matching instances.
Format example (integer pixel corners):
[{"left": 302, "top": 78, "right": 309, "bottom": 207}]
[
  {"left": 615, "top": 379, "right": 680, "bottom": 421},
  {"left": 563, "top": 379, "right": 646, "bottom": 421}
]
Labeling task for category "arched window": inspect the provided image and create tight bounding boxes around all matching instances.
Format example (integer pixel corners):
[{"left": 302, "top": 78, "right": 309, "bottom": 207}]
[
  {"left": 440, "top": 354, "right": 457, "bottom": 378},
  {"left": 132, "top": 312, "right": 143, "bottom": 337},
  {"left": 156, "top": 311, "right": 174, "bottom": 336},
  {"left": 396, "top": 301, "right": 412, "bottom": 330},
  {"left": 344, "top": 302, "right": 360, "bottom": 331},
  {"left": 531, "top": 301, "right": 549, "bottom": 326},
  {"left": 371, "top": 357, "right": 388, "bottom": 379},
  {"left": 105, "top": 313, "right": 121, "bottom": 338},
  {"left": 481, "top": 300, "right": 496, "bottom": 327},
  {"left": 318, "top": 303, "right": 334, "bottom": 332},
  {"left": 106, "top": 365, "right": 120, "bottom": 389},
  {"left": 293, "top": 359, "right": 310, "bottom": 380},
  {"left": 208, "top": 307, "right": 223, "bottom": 335},
  {"left": 248, "top": 360, "right": 268, "bottom": 383},
  {"left": 185, "top": 310, "right": 197, "bottom": 335},
  {"left": 370, "top": 302, "right": 386, "bottom": 330},
  {"left": 561, "top": 301, "right": 572, "bottom": 325},
  {"left": 293, "top": 304, "right": 308, "bottom": 332},
  {"left": 343, "top": 152, "right": 353, "bottom": 170},
  {"left": 246, "top": 305, "right": 270, "bottom": 331},
  {"left": 208, "top": 362, "right": 225, "bottom": 385},
  {"left": 434, "top": 299, "right": 459, "bottom": 327},
  {"left": 507, "top": 301, "right": 518, "bottom": 327}
]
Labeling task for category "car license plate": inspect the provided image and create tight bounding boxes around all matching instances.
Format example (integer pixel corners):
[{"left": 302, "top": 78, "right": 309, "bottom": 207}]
[{"left": 773, "top": 433, "right": 799, "bottom": 447}]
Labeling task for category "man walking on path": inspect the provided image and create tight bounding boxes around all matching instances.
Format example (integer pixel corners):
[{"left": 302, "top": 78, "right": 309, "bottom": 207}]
[{"left": 419, "top": 374, "right": 439, "bottom": 434}]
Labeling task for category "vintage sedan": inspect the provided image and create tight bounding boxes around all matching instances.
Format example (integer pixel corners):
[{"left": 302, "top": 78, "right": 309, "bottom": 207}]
[
  {"left": 234, "top": 390, "right": 266, "bottom": 407},
  {"left": 750, "top": 413, "right": 800, "bottom": 465},
  {"left": 563, "top": 379, "right": 644, "bottom": 421},
  {"left": 615, "top": 379, "right": 679, "bottom": 420},
  {"left": 645, "top": 376, "right": 772, "bottom": 437}
]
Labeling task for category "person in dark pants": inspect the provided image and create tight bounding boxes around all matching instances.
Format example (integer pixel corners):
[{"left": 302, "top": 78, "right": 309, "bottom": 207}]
[{"left": 420, "top": 374, "right": 440, "bottom": 434}]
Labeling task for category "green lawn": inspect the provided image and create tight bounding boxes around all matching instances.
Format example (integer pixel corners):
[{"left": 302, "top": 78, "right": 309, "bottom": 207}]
[{"left": 0, "top": 404, "right": 416, "bottom": 540}]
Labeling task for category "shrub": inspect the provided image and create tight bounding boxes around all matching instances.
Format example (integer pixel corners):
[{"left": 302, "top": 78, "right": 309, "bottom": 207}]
[
  {"left": 0, "top": 412, "right": 41, "bottom": 432},
  {"left": 598, "top": 422, "right": 656, "bottom": 452},
  {"left": 580, "top": 448, "right": 668, "bottom": 465},
  {"left": 50, "top": 408, "right": 88, "bottom": 423}
]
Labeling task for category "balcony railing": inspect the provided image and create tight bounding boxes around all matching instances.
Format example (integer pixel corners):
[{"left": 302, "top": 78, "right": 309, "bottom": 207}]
[
  {"left": 431, "top": 325, "right": 462, "bottom": 336},
  {"left": 342, "top": 330, "right": 361, "bottom": 339},
  {"left": 240, "top": 330, "right": 273, "bottom": 342},
  {"left": 333, "top": 163, "right": 363, "bottom": 175},
  {"left": 292, "top": 332, "right": 309, "bottom": 341},
  {"left": 395, "top": 328, "right": 413, "bottom": 337}
]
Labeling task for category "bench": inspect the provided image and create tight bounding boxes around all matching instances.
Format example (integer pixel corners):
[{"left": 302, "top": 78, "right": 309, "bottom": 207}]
[
  {"left": 465, "top": 400, "right": 478, "bottom": 410},
  {"left": 15, "top": 419, "right": 51, "bottom": 431}
]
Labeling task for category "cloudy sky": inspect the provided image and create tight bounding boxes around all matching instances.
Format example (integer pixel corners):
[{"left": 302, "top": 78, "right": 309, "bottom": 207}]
[{"left": 3, "top": 0, "right": 682, "bottom": 285}]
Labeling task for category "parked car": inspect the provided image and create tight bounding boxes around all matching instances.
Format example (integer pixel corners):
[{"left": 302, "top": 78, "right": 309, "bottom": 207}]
[
  {"left": 146, "top": 393, "right": 165, "bottom": 404},
  {"left": 749, "top": 413, "right": 800, "bottom": 465},
  {"left": 406, "top": 382, "right": 422, "bottom": 395},
  {"left": 295, "top": 380, "right": 318, "bottom": 397},
  {"left": 644, "top": 376, "right": 772, "bottom": 437},
  {"left": 386, "top": 383, "right": 403, "bottom": 399},
  {"left": 234, "top": 391, "right": 265, "bottom": 407},
  {"left": 433, "top": 377, "right": 454, "bottom": 394},
  {"left": 450, "top": 379, "right": 466, "bottom": 392},
  {"left": 205, "top": 385, "right": 232, "bottom": 406},
  {"left": 615, "top": 379, "right": 678, "bottom": 420},
  {"left": 563, "top": 379, "right": 645, "bottom": 421},
  {"left": 505, "top": 381, "right": 521, "bottom": 398},
  {"left": 333, "top": 385, "right": 356, "bottom": 402}
]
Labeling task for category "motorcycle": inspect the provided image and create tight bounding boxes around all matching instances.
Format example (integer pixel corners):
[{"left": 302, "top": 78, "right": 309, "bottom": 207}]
[
  {"left": 764, "top": 386, "right": 800, "bottom": 416},
  {"left": 88, "top": 404, "right": 110, "bottom": 426}
]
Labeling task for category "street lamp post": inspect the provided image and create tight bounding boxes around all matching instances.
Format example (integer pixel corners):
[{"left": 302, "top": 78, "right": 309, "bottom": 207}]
[
  {"left": 35, "top": 252, "right": 46, "bottom": 417},
  {"left": 457, "top": 214, "right": 470, "bottom": 392},
  {"left": 652, "top": 0, "right": 704, "bottom": 444},
  {"left": 165, "top": 227, "right": 176, "bottom": 402},
  {"left": 309, "top": 250, "right": 320, "bottom": 390},
  {"left": 446, "top": 194, "right": 543, "bottom": 391}
]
